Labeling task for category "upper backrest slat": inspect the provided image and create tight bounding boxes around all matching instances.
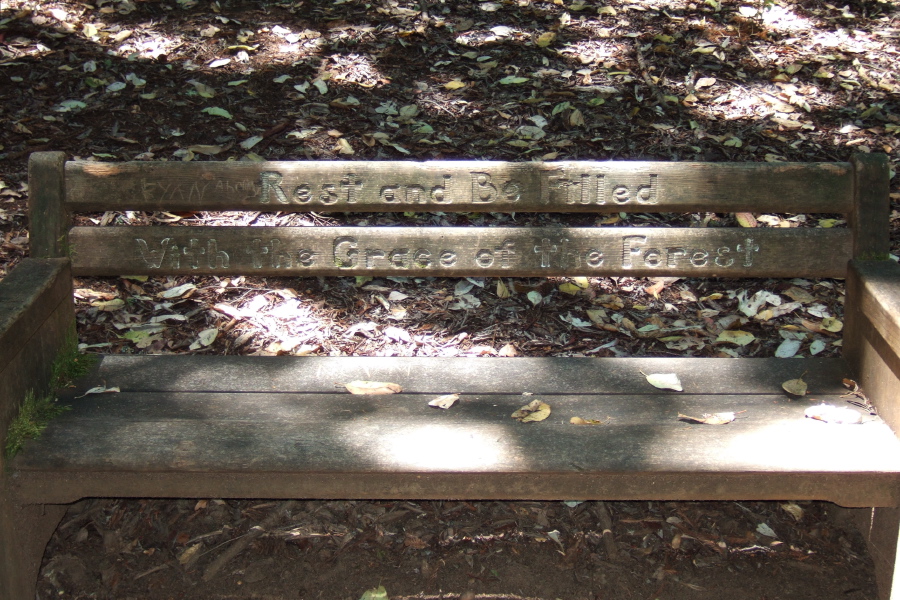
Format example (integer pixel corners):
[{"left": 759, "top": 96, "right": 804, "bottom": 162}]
[{"left": 64, "top": 160, "right": 854, "bottom": 214}]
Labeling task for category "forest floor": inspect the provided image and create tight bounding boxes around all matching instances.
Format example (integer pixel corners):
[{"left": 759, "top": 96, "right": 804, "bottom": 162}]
[{"left": 1, "top": 0, "right": 899, "bottom": 598}]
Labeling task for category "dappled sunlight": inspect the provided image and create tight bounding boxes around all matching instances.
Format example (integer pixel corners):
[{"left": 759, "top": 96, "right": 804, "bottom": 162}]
[
  {"left": 759, "top": 4, "right": 815, "bottom": 34},
  {"left": 349, "top": 422, "right": 511, "bottom": 471},
  {"left": 723, "top": 420, "right": 900, "bottom": 473}
]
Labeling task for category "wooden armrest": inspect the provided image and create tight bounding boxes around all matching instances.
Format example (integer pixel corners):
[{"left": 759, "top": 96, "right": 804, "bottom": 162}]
[
  {"left": 848, "top": 260, "right": 900, "bottom": 363},
  {"left": 0, "top": 258, "right": 74, "bottom": 469}
]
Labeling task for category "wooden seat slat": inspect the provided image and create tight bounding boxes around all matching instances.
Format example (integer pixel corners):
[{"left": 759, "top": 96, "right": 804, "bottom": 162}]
[
  {"left": 68, "top": 225, "right": 852, "bottom": 278},
  {"left": 83, "top": 355, "right": 852, "bottom": 396},
  {"left": 14, "top": 388, "right": 900, "bottom": 507}
]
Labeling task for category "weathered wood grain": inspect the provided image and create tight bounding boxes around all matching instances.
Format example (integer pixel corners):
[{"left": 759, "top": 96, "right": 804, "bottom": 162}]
[
  {"left": 64, "top": 159, "right": 854, "bottom": 213},
  {"left": 844, "top": 260, "right": 900, "bottom": 433},
  {"left": 851, "top": 154, "right": 891, "bottom": 259},
  {"left": 28, "top": 152, "right": 68, "bottom": 258},
  {"left": 13, "top": 390, "right": 900, "bottom": 507},
  {"left": 78, "top": 355, "right": 852, "bottom": 396},
  {"left": 68, "top": 225, "right": 852, "bottom": 277}
]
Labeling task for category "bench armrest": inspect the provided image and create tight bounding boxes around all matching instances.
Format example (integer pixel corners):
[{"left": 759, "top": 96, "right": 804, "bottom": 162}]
[
  {"left": 0, "top": 258, "right": 74, "bottom": 471},
  {"left": 846, "top": 260, "right": 900, "bottom": 432}
]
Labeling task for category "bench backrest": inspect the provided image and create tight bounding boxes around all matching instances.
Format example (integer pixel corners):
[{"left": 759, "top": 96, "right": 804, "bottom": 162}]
[{"left": 28, "top": 152, "right": 890, "bottom": 279}]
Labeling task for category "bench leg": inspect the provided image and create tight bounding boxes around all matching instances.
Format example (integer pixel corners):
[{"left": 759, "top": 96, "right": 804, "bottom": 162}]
[
  {"left": 864, "top": 507, "right": 900, "bottom": 600},
  {"left": 0, "top": 496, "right": 66, "bottom": 600}
]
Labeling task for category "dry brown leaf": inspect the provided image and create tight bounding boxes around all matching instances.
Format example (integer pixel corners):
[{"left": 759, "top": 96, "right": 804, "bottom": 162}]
[
  {"left": 678, "top": 412, "right": 737, "bottom": 425},
  {"left": 428, "top": 393, "right": 459, "bottom": 409},
  {"left": 345, "top": 380, "right": 402, "bottom": 395},
  {"left": 570, "top": 416, "right": 607, "bottom": 425},
  {"left": 512, "top": 399, "right": 551, "bottom": 423},
  {"left": 782, "top": 372, "right": 808, "bottom": 397}
]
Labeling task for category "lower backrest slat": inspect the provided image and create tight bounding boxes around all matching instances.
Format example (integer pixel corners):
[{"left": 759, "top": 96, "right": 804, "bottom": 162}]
[{"left": 69, "top": 225, "right": 852, "bottom": 278}]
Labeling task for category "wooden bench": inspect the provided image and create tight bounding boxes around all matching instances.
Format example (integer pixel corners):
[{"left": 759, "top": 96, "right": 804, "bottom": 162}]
[{"left": 2, "top": 151, "right": 898, "bottom": 599}]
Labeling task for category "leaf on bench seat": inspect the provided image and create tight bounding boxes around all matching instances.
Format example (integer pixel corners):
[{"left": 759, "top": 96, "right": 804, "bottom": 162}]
[
  {"left": 512, "top": 399, "right": 551, "bottom": 423},
  {"left": 344, "top": 380, "right": 402, "bottom": 395},
  {"left": 782, "top": 373, "right": 808, "bottom": 397},
  {"left": 677, "top": 412, "right": 737, "bottom": 425},
  {"left": 428, "top": 394, "right": 459, "bottom": 409},
  {"left": 642, "top": 372, "right": 683, "bottom": 392}
]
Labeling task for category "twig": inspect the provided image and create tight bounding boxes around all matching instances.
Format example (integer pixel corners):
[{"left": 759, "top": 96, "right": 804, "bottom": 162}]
[
  {"left": 201, "top": 500, "right": 296, "bottom": 582},
  {"left": 593, "top": 501, "right": 619, "bottom": 560}
]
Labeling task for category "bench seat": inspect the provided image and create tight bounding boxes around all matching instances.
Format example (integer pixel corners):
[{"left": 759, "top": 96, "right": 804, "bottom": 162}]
[{"left": 12, "top": 355, "right": 900, "bottom": 508}]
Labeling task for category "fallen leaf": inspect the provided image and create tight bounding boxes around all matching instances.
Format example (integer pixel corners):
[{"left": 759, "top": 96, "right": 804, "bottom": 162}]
[
  {"left": 642, "top": 371, "right": 683, "bottom": 391},
  {"left": 678, "top": 412, "right": 737, "bottom": 425},
  {"left": 558, "top": 282, "right": 582, "bottom": 295},
  {"left": 428, "top": 393, "right": 459, "bottom": 409},
  {"left": 159, "top": 282, "right": 197, "bottom": 298},
  {"left": 735, "top": 212, "right": 757, "bottom": 228},
  {"left": 512, "top": 399, "right": 551, "bottom": 423},
  {"left": 444, "top": 80, "right": 466, "bottom": 90},
  {"left": 756, "top": 523, "right": 778, "bottom": 538},
  {"left": 75, "top": 386, "right": 121, "bottom": 399},
  {"left": 526, "top": 290, "right": 542, "bottom": 306},
  {"left": 201, "top": 106, "right": 233, "bottom": 119},
  {"left": 497, "top": 278, "right": 511, "bottom": 298},
  {"left": 535, "top": 31, "right": 556, "bottom": 47},
  {"left": 781, "top": 502, "right": 804, "bottom": 521},
  {"left": 345, "top": 380, "right": 402, "bottom": 395},
  {"left": 804, "top": 403, "right": 862, "bottom": 424},
  {"left": 782, "top": 372, "right": 808, "bottom": 396},
  {"left": 775, "top": 339, "right": 802, "bottom": 358},
  {"left": 359, "top": 586, "right": 389, "bottom": 600},
  {"left": 716, "top": 330, "right": 756, "bottom": 346},
  {"left": 91, "top": 298, "right": 125, "bottom": 311},
  {"left": 498, "top": 343, "right": 517, "bottom": 357},
  {"left": 821, "top": 317, "right": 843, "bottom": 332},
  {"left": 570, "top": 416, "right": 607, "bottom": 425}
]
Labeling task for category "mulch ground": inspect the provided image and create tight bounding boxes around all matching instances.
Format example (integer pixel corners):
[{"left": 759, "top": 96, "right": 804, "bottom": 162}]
[{"left": 2, "top": 0, "right": 899, "bottom": 597}]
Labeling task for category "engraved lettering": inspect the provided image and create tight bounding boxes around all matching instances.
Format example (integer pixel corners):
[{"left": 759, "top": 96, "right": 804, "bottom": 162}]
[
  {"left": 596, "top": 175, "right": 606, "bottom": 205},
  {"left": 622, "top": 235, "right": 647, "bottom": 268},
  {"left": 430, "top": 175, "right": 453, "bottom": 204},
  {"left": 560, "top": 238, "right": 581, "bottom": 269},
  {"left": 471, "top": 172, "right": 498, "bottom": 203},
  {"left": 578, "top": 174, "right": 592, "bottom": 205},
  {"left": 207, "top": 239, "right": 230, "bottom": 269},
  {"left": 136, "top": 238, "right": 172, "bottom": 269},
  {"left": 440, "top": 250, "right": 457, "bottom": 267},
  {"left": 534, "top": 238, "right": 559, "bottom": 268},
  {"left": 690, "top": 249, "right": 709, "bottom": 267},
  {"left": 259, "top": 171, "right": 289, "bottom": 204},
  {"left": 182, "top": 238, "right": 206, "bottom": 269},
  {"left": 380, "top": 185, "right": 400, "bottom": 203},
  {"left": 475, "top": 249, "right": 495, "bottom": 268},
  {"left": 547, "top": 176, "right": 573, "bottom": 204},
  {"left": 293, "top": 184, "right": 311, "bottom": 203},
  {"left": 586, "top": 248, "right": 604, "bottom": 267},
  {"left": 643, "top": 248, "right": 662, "bottom": 267},
  {"left": 365, "top": 248, "right": 386, "bottom": 268},
  {"left": 737, "top": 238, "right": 760, "bottom": 267},
  {"left": 333, "top": 236, "right": 358, "bottom": 268},
  {"left": 666, "top": 247, "right": 686, "bottom": 267},
  {"left": 495, "top": 239, "right": 517, "bottom": 269},
  {"left": 715, "top": 246, "right": 734, "bottom": 268},
  {"left": 413, "top": 249, "right": 432, "bottom": 268},
  {"left": 341, "top": 173, "right": 362, "bottom": 204},
  {"left": 270, "top": 239, "right": 293, "bottom": 268},
  {"left": 613, "top": 185, "right": 631, "bottom": 204},
  {"left": 404, "top": 185, "right": 425, "bottom": 204},
  {"left": 247, "top": 238, "right": 270, "bottom": 269},
  {"left": 320, "top": 183, "right": 339, "bottom": 204},
  {"left": 502, "top": 181, "right": 521, "bottom": 203},
  {"left": 389, "top": 249, "right": 410, "bottom": 269},
  {"left": 297, "top": 249, "right": 315, "bottom": 267},
  {"left": 636, "top": 174, "right": 658, "bottom": 204}
]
